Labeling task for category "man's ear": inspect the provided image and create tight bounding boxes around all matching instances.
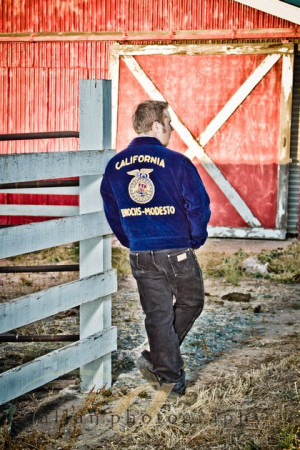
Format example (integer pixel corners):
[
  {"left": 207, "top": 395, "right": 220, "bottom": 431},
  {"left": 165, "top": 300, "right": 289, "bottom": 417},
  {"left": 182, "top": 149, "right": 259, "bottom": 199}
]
[{"left": 152, "top": 121, "right": 160, "bottom": 134}]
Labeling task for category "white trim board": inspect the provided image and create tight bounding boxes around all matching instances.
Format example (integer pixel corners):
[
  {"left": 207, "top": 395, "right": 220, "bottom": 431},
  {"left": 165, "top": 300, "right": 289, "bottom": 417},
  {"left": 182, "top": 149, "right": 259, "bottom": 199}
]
[
  {"left": 0, "top": 204, "right": 79, "bottom": 217},
  {"left": 113, "top": 43, "right": 294, "bottom": 56},
  {"left": 233, "top": 0, "right": 300, "bottom": 26},
  {"left": 208, "top": 226, "right": 286, "bottom": 240},
  {"left": 0, "top": 186, "right": 79, "bottom": 195}
]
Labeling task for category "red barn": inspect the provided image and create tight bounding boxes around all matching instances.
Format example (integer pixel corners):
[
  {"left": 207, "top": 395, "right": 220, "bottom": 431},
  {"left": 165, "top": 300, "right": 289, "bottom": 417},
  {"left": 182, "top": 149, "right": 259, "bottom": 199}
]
[{"left": 0, "top": 0, "right": 299, "bottom": 239}]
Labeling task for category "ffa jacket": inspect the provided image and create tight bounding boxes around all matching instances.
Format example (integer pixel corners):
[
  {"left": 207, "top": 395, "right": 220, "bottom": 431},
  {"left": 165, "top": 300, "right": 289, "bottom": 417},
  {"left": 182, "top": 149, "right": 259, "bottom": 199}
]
[{"left": 100, "top": 137, "right": 211, "bottom": 251}]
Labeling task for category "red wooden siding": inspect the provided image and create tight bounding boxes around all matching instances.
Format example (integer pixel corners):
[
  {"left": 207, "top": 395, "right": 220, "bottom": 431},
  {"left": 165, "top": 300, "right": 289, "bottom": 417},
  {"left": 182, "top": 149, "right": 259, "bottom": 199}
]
[
  {"left": 0, "top": 42, "right": 111, "bottom": 225},
  {"left": 0, "top": 0, "right": 291, "bottom": 33},
  {"left": 0, "top": 0, "right": 294, "bottom": 33},
  {"left": 0, "top": 41, "right": 111, "bottom": 154},
  {"left": 0, "top": 0, "right": 297, "bottom": 228}
]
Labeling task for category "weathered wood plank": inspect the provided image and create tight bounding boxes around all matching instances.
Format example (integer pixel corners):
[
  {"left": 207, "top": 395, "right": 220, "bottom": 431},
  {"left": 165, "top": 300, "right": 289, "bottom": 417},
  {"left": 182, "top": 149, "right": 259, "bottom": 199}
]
[
  {"left": 0, "top": 211, "right": 112, "bottom": 258},
  {"left": 0, "top": 80, "right": 117, "bottom": 405},
  {"left": 0, "top": 269, "right": 117, "bottom": 334},
  {"left": 79, "top": 79, "right": 115, "bottom": 391},
  {"left": 0, "top": 204, "right": 79, "bottom": 217},
  {"left": 199, "top": 54, "right": 281, "bottom": 147},
  {"left": 2, "top": 30, "right": 300, "bottom": 43},
  {"left": 79, "top": 176, "right": 103, "bottom": 214},
  {"left": 278, "top": 55, "right": 294, "bottom": 166},
  {"left": 208, "top": 226, "right": 286, "bottom": 240},
  {"left": 110, "top": 45, "right": 121, "bottom": 149},
  {"left": 0, "top": 186, "right": 79, "bottom": 195},
  {"left": 0, "top": 150, "right": 115, "bottom": 184},
  {"left": 0, "top": 326, "right": 117, "bottom": 405},
  {"left": 116, "top": 43, "right": 294, "bottom": 57},
  {"left": 233, "top": 0, "right": 300, "bottom": 26},
  {"left": 122, "top": 55, "right": 261, "bottom": 228},
  {"left": 276, "top": 54, "right": 294, "bottom": 230},
  {"left": 79, "top": 80, "right": 112, "bottom": 152}
]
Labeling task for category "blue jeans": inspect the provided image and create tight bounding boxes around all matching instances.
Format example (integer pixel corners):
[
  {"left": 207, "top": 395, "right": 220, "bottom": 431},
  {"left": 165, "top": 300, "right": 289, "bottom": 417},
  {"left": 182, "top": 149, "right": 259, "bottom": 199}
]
[{"left": 130, "top": 248, "right": 204, "bottom": 383}]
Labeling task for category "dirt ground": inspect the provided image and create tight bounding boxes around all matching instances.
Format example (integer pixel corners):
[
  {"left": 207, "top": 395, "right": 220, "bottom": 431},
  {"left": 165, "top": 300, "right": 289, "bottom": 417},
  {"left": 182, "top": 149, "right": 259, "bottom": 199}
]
[{"left": 0, "top": 238, "right": 299, "bottom": 449}]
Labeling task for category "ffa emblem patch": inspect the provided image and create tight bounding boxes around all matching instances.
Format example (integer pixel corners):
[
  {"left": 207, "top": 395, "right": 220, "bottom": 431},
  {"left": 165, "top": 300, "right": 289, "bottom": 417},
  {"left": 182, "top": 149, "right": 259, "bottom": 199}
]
[{"left": 127, "top": 168, "right": 155, "bottom": 204}]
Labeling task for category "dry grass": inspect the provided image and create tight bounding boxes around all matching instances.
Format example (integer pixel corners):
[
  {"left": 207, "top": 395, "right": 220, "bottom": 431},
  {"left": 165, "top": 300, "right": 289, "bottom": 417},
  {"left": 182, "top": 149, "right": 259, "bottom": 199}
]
[
  {"left": 0, "top": 244, "right": 79, "bottom": 304},
  {"left": 2, "top": 240, "right": 299, "bottom": 291},
  {"left": 197, "top": 240, "right": 300, "bottom": 285},
  {"left": 109, "top": 352, "right": 299, "bottom": 449},
  {"left": 257, "top": 240, "right": 300, "bottom": 283},
  {"left": 112, "top": 247, "right": 131, "bottom": 278},
  {"left": 197, "top": 249, "right": 246, "bottom": 285},
  {"left": 1, "top": 241, "right": 299, "bottom": 449},
  {"left": 2, "top": 351, "right": 298, "bottom": 449},
  {"left": 112, "top": 242, "right": 300, "bottom": 286},
  {"left": 0, "top": 387, "right": 118, "bottom": 450},
  {"left": 1, "top": 244, "right": 79, "bottom": 266}
]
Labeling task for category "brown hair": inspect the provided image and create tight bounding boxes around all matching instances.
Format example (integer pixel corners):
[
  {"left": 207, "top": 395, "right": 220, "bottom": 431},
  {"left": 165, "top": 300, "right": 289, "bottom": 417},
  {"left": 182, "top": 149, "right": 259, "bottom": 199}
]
[{"left": 132, "top": 100, "right": 169, "bottom": 134}]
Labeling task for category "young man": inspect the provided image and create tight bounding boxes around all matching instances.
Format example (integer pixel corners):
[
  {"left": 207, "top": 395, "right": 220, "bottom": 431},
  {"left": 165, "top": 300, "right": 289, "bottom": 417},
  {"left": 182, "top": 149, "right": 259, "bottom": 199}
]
[{"left": 101, "top": 100, "right": 210, "bottom": 396}]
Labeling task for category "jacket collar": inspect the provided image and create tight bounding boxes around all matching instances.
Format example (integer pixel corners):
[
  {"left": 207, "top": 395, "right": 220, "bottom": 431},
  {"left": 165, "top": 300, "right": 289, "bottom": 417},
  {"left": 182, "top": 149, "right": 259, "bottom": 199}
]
[{"left": 128, "top": 136, "right": 163, "bottom": 147}]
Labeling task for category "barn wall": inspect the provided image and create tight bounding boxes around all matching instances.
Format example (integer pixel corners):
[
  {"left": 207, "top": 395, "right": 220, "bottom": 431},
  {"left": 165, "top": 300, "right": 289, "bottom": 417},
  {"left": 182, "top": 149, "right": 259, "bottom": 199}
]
[
  {"left": 0, "top": 0, "right": 298, "bottom": 231},
  {"left": 0, "top": 0, "right": 294, "bottom": 33},
  {"left": 0, "top": 41, "right": 111, "bottom": 153},
  {"left": 0, "top": 0, "right": 297, "bottom": 154}
]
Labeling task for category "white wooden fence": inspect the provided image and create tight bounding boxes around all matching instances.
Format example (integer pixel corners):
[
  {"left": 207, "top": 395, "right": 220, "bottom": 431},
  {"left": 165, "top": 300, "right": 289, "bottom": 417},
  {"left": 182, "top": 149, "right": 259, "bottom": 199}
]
[{"left": 0, "top": 80, "right": 117, "bottom": 405}]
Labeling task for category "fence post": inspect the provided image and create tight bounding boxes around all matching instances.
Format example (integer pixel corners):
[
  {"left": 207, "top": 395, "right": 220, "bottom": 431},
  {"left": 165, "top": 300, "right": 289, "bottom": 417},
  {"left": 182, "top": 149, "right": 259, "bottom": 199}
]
[{"left": 79, "top": 79, "right": 114, "bottom": 391}]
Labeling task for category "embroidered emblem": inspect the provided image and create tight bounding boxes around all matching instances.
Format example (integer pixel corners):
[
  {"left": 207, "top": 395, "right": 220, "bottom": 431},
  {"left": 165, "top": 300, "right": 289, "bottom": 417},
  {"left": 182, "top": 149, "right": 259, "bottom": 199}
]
[{"left": 127, "top": 168, "right": 155, "bottom": 204}]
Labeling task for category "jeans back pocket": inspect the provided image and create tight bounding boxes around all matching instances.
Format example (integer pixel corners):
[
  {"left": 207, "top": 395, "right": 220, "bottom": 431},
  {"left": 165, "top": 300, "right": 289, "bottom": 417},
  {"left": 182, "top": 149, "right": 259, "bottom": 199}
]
[{"left": 167, "top": 249, "right": 196, "bottom": 278}]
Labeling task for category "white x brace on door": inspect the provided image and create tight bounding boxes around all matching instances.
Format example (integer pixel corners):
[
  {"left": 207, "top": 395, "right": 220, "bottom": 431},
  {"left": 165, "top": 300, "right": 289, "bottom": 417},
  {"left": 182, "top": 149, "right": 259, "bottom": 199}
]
[{"left": 110, "top": 44, "right": 294, "bottom": 239}]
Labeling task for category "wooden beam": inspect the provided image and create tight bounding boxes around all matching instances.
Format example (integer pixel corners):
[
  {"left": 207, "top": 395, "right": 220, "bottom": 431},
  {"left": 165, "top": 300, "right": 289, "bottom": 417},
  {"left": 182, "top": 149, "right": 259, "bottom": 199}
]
[
  {"left": 0, "top": 326, "right": 117, "bottom": 405},
  {"left": 110, "top": 45, "right": 121, "bottom": 149},
  {"left": 233, "top": 0, "right": 300, "bottom": 26},
  {"left": 0, "top": 211, "right": 111, "bottom": 258},
  {"left": 79, "top": 81, "right": 112, "bottom": 152},
  {"left": 208, "top": 226, "right": 286, "bottom": 240},
  {"left": 79, "top": 80, "right": 115, "bottom": 391},
  {"left": 276, "top": 53, "right": 294, "bottom": 230},
  {"left": 116, "top": 43, "right": 294, "bottom": 57},
  {"left": 0, "top": 204, "right": 79, "bottom": 217},
  {"left": 0, "top": 150, "right": 115, "bottom": 184},
  {"left": 0, "top": 270, "right": 117, "bottom": 334},
  {"left": 0, "top": 186, "right": 79, "bottom": 195},
  {"left": 0, "top": 29, "right": 299, "bottom": 43},
  {"left": 122, "top": 55, "right": 261, "bottom": 228},
  {"left": 278, "top": 55, "right": 294, "bottom": 165}
]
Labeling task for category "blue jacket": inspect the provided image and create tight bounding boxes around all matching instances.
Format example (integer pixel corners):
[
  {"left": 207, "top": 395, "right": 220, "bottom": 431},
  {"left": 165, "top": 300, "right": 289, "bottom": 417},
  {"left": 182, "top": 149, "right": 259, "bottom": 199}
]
[{"left": 100, "top": 137, "right": 210, "bottom": 251}]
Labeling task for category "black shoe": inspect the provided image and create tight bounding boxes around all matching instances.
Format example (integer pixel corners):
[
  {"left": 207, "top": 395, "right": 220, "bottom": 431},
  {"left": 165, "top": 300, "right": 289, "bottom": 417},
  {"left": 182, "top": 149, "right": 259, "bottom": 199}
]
[
  {"left": 136, "top": 354, "right": 186, "bottom": 396},
  {"left": 169, "top": 370, "right": 186, "bottom": 397},
  {"left": 170, "top": 379, "right": 186, "bottom": 397},
  {"left": 135, "top": 354, "right": 160, "bottom": 387},
  {"left": 141, "top": 349, "right": 151, "bottom": 362}
]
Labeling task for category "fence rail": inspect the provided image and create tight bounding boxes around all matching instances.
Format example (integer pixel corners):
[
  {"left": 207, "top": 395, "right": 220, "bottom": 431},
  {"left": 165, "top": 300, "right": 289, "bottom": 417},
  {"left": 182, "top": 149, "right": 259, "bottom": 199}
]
[
  {"left": 0, "top": 270, "right": 116, "bottom": 335},
  {"left": 0, "top": 327, "right": 117, "bottom": 405},
  {"left": 0, "top": 131, "right": 79, "bottom": 141},
  {"left": 0, "top": 80, "right": 117, "bottom": 405},
  {"left": 0, "top": 211, "right": 110, "bottom": 258},
  {"left": 0, "top": 150, "right": 114, "bottom": 184}
]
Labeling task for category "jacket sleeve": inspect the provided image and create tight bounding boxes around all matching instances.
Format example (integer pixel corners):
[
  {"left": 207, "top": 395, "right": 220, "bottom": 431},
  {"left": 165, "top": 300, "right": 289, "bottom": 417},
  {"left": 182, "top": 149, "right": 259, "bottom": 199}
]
[
  {"left": 179, "top": 158, "right": 211, "bottom": 249},
  {"left": 100, "top": 174, "right": 130, "bottom": 248}
]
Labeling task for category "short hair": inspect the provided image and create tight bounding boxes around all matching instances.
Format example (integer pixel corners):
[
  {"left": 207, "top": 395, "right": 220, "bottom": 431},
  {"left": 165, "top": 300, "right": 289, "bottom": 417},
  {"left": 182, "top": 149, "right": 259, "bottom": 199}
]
[{"left": 132, "top": 100, "right": 169, "bottom": 134}]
